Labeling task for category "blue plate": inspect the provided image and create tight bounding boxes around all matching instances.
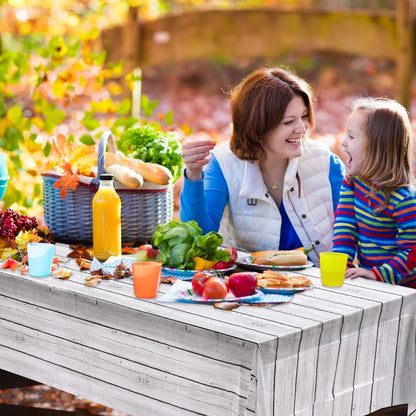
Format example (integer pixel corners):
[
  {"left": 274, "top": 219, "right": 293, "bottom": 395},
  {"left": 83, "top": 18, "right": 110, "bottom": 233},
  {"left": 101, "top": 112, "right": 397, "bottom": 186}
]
[{"left": 258, "top": 285, "right": 313, "bottom": 294}]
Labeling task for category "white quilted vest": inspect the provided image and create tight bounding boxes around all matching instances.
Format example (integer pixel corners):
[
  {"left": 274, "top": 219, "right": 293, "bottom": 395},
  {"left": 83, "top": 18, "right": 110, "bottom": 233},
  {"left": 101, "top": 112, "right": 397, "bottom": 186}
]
[{"left": 213, "top": 140, "right": 336, "bottom": 266}]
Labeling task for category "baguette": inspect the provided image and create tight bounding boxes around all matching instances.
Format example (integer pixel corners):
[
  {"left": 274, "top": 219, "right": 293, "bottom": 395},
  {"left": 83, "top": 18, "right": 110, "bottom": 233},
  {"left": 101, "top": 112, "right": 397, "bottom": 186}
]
[
  {"left": 105, "top": 164, "right": 144, "bottom": 189},
  {"left": 106, "top": 152, "right": 172, "bottom": 185},
  {"left": 252, "top": 250, "right": 308, "bottom": 266}
]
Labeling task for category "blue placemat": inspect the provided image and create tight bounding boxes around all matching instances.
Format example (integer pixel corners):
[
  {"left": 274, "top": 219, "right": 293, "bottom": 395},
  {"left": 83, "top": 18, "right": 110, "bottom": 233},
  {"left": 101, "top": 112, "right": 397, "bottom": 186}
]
[
  {"left": 156, "top": 280, "right": 294, "bottom": 304},
  {"left": 161, "top": 268, "right": 197, "bottom": 281},
  {"left": 90, "top": 256, "right": 136, "bottom": 275}
]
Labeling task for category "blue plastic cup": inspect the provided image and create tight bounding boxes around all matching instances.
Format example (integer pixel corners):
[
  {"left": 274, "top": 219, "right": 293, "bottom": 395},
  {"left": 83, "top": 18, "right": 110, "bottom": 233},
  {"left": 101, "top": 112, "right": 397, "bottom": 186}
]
[
  {"left": 0, "top": 178, "right": 9, "bottom": 201},
  {"left": 27, "top": 243, "right": 55, "bottom": 277},
  {"left": 0, "top": 151, "right": 10, "bottom": 200}
]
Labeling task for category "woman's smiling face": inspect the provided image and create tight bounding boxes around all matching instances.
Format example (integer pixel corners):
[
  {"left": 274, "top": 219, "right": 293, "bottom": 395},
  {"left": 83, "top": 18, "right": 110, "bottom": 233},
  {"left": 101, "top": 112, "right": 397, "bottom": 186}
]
[
  {"left": 342, "top": 109, "right": 368, "bottom": 177},
  {"left": 262, "top": 95, "right": 309, "bottom": 160}
]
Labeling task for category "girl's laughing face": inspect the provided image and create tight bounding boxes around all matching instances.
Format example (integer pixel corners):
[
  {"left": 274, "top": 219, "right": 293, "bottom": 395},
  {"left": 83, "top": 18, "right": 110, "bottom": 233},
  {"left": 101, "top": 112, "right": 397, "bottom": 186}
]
[{"left": 342, "top": 109, "right": 368, "bottom": 177}]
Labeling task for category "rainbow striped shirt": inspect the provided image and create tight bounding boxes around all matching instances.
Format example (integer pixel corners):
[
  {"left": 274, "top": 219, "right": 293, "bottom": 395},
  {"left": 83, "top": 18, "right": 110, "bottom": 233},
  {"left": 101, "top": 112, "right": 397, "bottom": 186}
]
[{"left": 333, "top": 176, "right": 416, "bottom": 287}]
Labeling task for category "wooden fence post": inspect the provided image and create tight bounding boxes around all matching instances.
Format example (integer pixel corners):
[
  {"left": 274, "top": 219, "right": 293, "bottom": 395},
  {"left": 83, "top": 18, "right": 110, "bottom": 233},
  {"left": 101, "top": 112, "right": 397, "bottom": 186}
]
[
  {"left": 121, "top": 6, "right": 141, "bottom": 98},
  {"left": 396, "top": 0, "right": 414, "bottom": 109}
]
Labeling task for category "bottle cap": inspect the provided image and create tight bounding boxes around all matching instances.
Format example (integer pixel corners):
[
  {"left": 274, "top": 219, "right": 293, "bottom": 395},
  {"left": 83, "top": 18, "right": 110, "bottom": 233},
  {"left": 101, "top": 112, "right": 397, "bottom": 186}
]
[{"left": 99, "top": 174, "right": 113, "bottom": 180}]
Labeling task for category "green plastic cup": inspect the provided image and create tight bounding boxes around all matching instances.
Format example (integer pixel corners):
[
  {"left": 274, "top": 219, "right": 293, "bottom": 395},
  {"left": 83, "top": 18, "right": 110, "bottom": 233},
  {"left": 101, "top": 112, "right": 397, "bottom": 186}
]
[{"left": 319, "top": 252, "right": 348, "bottom": 287}]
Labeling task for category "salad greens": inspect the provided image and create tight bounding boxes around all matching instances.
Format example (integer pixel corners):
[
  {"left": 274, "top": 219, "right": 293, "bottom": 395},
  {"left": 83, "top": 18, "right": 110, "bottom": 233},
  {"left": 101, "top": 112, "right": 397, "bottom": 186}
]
[
  {"left": 118, "top": 125, "right": 183, "bottom": 182},
  {"left": 152, "top": 220, "right": 230, "bottom": 270}
]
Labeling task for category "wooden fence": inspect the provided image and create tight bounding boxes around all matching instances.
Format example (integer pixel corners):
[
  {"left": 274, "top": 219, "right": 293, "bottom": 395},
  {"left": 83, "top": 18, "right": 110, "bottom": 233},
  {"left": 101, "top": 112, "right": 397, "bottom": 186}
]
[{"left": 102, "top": 0, "right": 415, "bottom": 108}]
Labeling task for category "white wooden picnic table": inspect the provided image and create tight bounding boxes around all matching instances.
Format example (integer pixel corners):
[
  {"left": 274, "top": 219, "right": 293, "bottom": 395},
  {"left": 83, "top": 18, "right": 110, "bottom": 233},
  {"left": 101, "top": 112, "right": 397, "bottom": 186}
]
[{"left": 0, "top": 243, "right": 415, "bottom": 416}]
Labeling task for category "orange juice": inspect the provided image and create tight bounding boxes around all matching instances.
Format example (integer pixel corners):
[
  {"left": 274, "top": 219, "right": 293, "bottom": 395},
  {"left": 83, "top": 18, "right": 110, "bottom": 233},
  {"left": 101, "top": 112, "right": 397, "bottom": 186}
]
[{"left": 92, "top": 174, "right": 121, "bottom": 260}]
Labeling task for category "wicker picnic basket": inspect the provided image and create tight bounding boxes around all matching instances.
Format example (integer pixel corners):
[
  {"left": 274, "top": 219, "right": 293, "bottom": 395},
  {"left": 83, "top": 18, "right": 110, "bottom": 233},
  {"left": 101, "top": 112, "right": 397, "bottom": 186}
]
[{"left": 42, "top": 131, "right": 174, "bottom": 244}]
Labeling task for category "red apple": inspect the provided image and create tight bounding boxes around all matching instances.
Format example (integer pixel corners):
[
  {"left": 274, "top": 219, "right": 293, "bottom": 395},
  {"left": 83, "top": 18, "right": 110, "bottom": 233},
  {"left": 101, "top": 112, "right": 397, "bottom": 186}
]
[
  {"left": 136, "top": 244, "right": 160, "bottom": 261},
  {"left": 192, "top": 272, "right": 213, "bottom": 296},
  {"left": 228, "top": 272, "right": 257, "bottom": 297}
]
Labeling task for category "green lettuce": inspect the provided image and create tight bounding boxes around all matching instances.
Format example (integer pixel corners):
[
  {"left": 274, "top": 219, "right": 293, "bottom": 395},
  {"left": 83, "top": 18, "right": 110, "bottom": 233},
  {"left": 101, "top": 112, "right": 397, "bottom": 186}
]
[
  {"left": 117, "top": 125, "right": 183, "bottom": 182},
  {"left": 152, "top": 220, "right": 230, "bottom": 269}
]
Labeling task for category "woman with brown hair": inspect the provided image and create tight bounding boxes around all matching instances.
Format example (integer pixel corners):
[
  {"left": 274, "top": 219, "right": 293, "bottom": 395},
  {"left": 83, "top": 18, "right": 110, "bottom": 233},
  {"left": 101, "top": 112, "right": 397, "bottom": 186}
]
[{"left": 180, "top": 66, "right": 345, "bottom": 265}]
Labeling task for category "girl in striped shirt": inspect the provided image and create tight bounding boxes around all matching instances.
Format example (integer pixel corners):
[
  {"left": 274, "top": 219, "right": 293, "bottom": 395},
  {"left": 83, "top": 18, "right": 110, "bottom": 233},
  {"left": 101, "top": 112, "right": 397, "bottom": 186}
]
[{"left": 333, "top": 97, "right": 416, "bottom": 287}]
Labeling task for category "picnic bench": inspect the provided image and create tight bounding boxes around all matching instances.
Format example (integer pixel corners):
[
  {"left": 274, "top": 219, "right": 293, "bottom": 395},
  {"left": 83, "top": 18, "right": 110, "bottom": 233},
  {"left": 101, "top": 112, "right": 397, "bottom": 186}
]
[{"left": 0, "top": 243, "right": 415, "bottom": 415}]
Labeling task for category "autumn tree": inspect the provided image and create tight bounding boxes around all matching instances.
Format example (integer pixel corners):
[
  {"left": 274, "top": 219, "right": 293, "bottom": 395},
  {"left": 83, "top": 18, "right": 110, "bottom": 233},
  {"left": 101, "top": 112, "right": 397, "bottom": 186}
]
[{"left": 0, "top": 0, "right": 172, "bottom": 215}]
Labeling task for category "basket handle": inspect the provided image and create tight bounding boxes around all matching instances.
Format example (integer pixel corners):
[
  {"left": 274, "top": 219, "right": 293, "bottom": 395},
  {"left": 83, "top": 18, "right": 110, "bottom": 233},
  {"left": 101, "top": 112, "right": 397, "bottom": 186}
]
[{"left": 91, "top": 130, "right": 117, "bottom": 186}]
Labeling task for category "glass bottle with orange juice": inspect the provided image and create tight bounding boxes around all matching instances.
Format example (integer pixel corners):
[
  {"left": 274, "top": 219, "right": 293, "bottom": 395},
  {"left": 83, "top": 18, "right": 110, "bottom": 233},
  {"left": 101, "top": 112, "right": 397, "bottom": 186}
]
[{"left": 92, "top": 173, "right": 121, "bottom": 260}]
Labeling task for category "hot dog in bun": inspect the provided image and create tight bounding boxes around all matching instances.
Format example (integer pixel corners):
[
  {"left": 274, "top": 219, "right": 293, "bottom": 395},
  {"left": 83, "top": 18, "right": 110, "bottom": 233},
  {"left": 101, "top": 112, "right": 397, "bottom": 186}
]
[{"left": 251, "top": 250, "right": 308, "bottom": 266}]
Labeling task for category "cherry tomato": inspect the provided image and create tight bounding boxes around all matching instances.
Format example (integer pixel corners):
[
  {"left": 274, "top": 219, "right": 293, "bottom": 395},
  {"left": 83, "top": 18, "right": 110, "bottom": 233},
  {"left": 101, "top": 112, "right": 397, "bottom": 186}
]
[
  {"left": 202, "top": 277, "right": 229, "bottom": 300},
  {"left": 192, "top": 272, "right": 212, "bottom": 296}
]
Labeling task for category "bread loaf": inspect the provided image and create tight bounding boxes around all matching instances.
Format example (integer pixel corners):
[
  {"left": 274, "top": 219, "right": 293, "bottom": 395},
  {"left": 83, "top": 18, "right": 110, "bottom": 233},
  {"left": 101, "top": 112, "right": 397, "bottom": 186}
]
[
  {"left": 106, "top": 152, "right": 172, "bottom": 185},
  {"left": 252, "top": 250, "right": 308, "bottom": 266},
  {"left": 105, "top": 164, "right": 144, "bottom": 189}
]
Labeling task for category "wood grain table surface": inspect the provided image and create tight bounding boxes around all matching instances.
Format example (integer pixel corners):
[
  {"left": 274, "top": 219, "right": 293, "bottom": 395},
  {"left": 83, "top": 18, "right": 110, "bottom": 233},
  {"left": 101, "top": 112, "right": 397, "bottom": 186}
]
[{"left": 0, "top": 244, "right": 415, "bottom": 416}]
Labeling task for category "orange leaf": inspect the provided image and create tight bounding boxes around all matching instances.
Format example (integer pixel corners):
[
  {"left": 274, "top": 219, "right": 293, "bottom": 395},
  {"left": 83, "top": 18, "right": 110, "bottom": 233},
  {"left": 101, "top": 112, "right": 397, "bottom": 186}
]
[
  {"left": 76, "top": 258, "right": 91, "bottom": 270},
  {"left": 53, "top": 173, "right": 80, "bottom": 199},
  {"left": 52, "top": 268, "right": 72, "bottom": 279},
  {"left": 85, "top": 277, "right": 102, "bottom": 287},
  {"left": 68, "top": 244, "right": 93, "bottom": 260},
  {"left": 214, "top": 302, "right": 240, "bottom": 310},
  {"left": 61, "top": 161, "right": 73, "bottom": 174}
]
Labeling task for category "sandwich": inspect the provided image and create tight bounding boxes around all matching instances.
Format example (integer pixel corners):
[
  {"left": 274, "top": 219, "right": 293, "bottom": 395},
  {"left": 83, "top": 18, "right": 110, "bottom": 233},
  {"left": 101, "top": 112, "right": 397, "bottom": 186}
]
[{"left": 251, "top": 250, "right": 308, "bottom": 266}]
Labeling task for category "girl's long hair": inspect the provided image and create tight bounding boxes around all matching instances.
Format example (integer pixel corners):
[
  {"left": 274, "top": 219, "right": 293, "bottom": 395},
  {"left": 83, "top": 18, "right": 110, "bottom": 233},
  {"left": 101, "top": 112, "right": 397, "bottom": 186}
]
[{"left": 354, "top": 97, "right": 414, "bottom": 212}]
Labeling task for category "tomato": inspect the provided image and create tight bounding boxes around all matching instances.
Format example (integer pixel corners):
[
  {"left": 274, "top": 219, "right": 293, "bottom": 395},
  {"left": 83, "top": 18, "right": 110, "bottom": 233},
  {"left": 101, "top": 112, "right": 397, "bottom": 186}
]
[
  {"left": 202, "top": 277, "right": 229, "bottom": 300},
  {"left": 192, "top": 272, "right": 212, "bottom": 296}
]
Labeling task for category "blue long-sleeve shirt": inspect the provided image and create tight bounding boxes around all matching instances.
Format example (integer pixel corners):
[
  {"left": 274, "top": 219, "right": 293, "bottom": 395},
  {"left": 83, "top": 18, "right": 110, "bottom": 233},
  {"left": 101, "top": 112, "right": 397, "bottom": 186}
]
[{"left": 180, "top": 152, "right": 345, "bottom": 250}]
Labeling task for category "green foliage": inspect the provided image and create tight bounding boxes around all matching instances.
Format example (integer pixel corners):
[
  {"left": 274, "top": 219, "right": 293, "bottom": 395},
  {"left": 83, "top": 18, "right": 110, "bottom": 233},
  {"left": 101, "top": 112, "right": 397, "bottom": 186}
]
[
  {"left": 0, "top": 9, "right": 179, "bottom": 213},
  {"left": 141, "top": 95, "right": 159, "bottom": 117}
]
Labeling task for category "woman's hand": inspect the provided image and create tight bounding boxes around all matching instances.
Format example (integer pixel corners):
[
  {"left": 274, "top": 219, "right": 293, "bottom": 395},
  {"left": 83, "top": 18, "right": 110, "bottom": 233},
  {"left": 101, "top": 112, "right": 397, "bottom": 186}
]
[
  {"left": 345, "top": 267, "right": 377, "bottom": 280},
  {"left": 181, "top": 133, "right": 215, "bottom": 181}
]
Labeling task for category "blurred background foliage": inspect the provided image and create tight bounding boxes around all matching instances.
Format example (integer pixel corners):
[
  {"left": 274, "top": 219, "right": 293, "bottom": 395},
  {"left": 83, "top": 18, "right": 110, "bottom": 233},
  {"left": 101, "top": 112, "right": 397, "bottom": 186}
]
[
  {"left": 0, "top": 0, "right": 408, "bottom": 218},
  {"left": 0, "top": 0, "right": 169, "bottom": 216}
]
